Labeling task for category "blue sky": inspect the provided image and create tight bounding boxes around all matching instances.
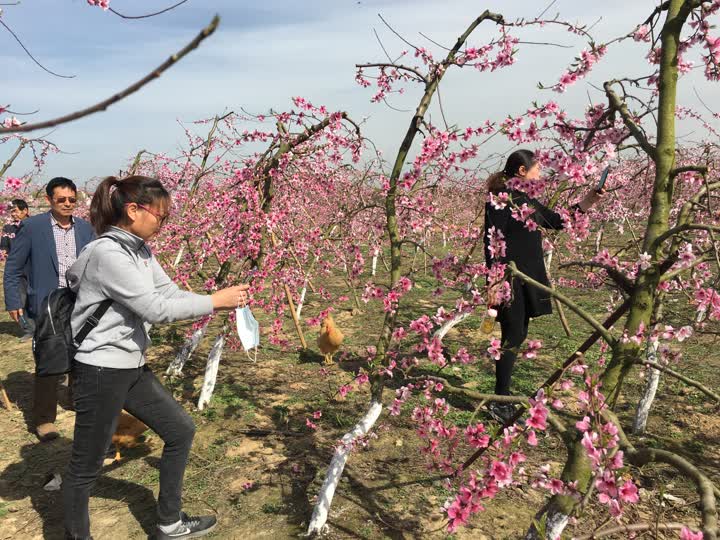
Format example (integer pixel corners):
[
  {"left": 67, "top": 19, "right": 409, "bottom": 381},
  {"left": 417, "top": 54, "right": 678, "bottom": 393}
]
[{"left": 2, "top": 0, "right": 719, "bottom": 186}]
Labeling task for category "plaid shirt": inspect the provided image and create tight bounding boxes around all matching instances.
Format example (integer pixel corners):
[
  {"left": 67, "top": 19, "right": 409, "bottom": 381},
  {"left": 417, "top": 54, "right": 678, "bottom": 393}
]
[{"left": 50, "top": 214, "right": 77, "bottom": 287}]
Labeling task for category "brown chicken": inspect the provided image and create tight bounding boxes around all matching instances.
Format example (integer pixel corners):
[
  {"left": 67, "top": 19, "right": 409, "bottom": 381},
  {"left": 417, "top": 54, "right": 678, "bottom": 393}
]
[
  {"left": 112, "top": 411, "right": 148, "bottom": 461},
  {"left": 317, "top": 316, "right": 344, "bottom": 364}
]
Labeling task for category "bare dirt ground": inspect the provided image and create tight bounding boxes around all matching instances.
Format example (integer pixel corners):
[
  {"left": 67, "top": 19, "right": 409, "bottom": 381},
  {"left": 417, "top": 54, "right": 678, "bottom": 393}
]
[{"left": 0, "top": 268, "right": 718, "bottom": 539}]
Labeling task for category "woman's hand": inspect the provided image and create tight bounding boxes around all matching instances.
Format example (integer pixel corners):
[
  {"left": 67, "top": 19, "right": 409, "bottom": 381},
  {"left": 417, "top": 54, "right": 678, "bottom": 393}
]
[
  {"left": 579, "top": 188, "right": 606, "bottom": 211},
  {"left": 211, "top": 284, "right": 250, "bottom": 310}
]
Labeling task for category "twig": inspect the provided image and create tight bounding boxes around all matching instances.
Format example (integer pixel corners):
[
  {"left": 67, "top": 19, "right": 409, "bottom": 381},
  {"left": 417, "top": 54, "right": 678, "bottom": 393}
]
[
  {"left": 0, "top": 18, "right": 75, "bottom": 78},
  {"left": 574, "top": 522, "right": 687, "bottom": 539},
  {"left": 236, "top": 427, "right": 306, "bottom": 437},
  {"left": 0, "top": 15, "right": 220, "bottom": 134},
  {"left": 355, "top": 62, "right": 427, "bottom": 83},
  {"left": 559, "top": 261, "right": 635, "bottom": 294},
  {"left": 418, "top": 31, "right": 451, "bottom": 51},
  {"left": 378, "top": 13, "right": 421, "bottom": 52},
  {"left": 517, "top": 40, "right": 573, "bottom": 48},
  {"left": 0, "top": 139, "right": 26, "bottom": 177},
  {"left": 537, "top": 0, "right": 557, "bottom": 19},
  {"left": 373, "top": 28, "right": 394, "bottom": 63},
  {"left": 109, "top": 0, "right": 190, "bottom": 19}
]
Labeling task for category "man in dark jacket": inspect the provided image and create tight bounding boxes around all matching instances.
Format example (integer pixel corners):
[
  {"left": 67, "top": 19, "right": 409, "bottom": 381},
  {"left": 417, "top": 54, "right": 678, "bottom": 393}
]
[
  {"left": 1, "top": 198, "right": 29, "bottom": 253},
  {"left": 1, "top": 199, "right": 33, "bottom": 338},
  {"left": 3, "top": 178, "right": 95, "bottom": 441}
]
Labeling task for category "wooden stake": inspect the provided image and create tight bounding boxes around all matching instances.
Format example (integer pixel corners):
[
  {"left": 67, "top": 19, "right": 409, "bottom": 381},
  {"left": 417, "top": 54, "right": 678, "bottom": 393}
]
[
  {"left": 0, "top": 380, "right": 13, "bottom": 411},
  {"left": 544, "top": 250, "right": 571, "bottom": 337},
  {"left": 270, "top": 232, "right": 307, "bottom": 349}
]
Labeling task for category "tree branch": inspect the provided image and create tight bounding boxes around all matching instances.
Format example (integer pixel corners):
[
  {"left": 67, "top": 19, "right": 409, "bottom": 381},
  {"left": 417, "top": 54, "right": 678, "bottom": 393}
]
[
  {"left": 629, "top": 448, "right": 717, "bottom": 539},
  {"left": 405, "top": 374, "right": 570, "bottom": 437},
  {"left": 0, "top": 15, "right": 220, "bottom": 134},
  {"left": 670, "top": 165, "right": 708, "bottom": 179},
  {"left": 603, "top": 81, "right": 657, "bottom": 160},
  {"left": 456, "top": 299, "right": 632, "bottom": 473},
  {"left": 0, "top": 139, "right": 26, "bottom": 177},
  {"left": 508, "top": 262, "right": 615, "bottom": 344},
  {"left": 602, "top": 409, "right": 718, "bottom": 540},
  {"left": 355, "top": 62, "right": 427, "bottom": 83},
  {"left": 635, "top": 359, "right": 720, "bottom": 401},
  {"left": 559, "top": 261, "right": 635, "bottom": 294},
  {"left": 651, "top": 223, "right": 720, "bottom": 252},
  {"left": 661, "top": 254, "right": 713, "bottom": 282},
  {"left": 109, "top": 0, "right": 190, "bottom": 19},
  {"left": 643, "top": 0, "right": 671, "bottom": 25}
]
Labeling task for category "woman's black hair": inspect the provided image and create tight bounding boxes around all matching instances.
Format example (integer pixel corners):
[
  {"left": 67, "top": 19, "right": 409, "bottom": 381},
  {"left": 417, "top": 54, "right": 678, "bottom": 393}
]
[
  {"left": 90, "top": 175, "right": 170, "bottom": 235},
  {"left": 487, "top": 149, "right": 537, "bottom": 192}
]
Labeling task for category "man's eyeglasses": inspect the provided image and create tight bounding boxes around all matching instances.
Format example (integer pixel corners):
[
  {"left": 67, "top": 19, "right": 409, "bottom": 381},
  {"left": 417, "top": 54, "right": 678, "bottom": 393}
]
[
  {"left": 53, "top": 197, "right": 77, "bottom": 204},
  {"left": 137, "top": 204, "right": 169, "bottom": 227}
]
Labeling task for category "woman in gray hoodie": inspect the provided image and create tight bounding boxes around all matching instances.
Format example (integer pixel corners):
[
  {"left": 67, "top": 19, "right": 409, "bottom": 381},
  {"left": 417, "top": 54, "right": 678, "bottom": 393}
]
[{"left": 63, "top": 175, "right": 249, "bottom": 540}]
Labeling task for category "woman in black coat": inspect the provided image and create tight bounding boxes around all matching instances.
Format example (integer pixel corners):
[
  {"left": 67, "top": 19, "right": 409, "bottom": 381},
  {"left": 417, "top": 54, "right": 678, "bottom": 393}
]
[{"left": 483, "top": 149, "right": 603, "bottom": 421}]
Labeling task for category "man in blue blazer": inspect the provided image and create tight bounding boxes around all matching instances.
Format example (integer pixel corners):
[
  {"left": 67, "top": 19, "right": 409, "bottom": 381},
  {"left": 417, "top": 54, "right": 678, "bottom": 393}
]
[{"left": 4, "top": 177, "right": 95, "bottom": 441}]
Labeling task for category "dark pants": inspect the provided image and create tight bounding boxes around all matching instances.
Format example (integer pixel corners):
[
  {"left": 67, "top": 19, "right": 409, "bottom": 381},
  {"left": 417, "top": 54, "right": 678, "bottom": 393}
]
[
  {"left": 33, "top": 374, "right": 66, "bottom": 426},
  {"left": 496, "top": 284, "right": 531, "bottom": 396},
  {"left": 63, "top": 362, "right": 196, "bottom": 539},
  {"left": 26, "top": 306, "right": 59, "bottom": 428}
]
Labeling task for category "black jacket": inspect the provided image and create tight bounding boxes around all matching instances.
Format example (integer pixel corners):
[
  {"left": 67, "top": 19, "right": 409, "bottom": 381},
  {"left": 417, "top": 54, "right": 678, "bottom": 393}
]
[
  {"left": 483, "top": 189, "right": 567, "bottom": 318},
  {"left": 0, "top": 223, "right": 19, "bottom": 254}
]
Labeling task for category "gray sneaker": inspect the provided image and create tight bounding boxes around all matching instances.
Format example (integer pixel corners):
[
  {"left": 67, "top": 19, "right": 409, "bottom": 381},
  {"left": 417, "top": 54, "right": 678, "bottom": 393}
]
[
  {"left": 156, "top": 513, "right": 217, "bottom": 539},
  {"left": 488, "top": 402, "right": 518, "bottom": 425}
]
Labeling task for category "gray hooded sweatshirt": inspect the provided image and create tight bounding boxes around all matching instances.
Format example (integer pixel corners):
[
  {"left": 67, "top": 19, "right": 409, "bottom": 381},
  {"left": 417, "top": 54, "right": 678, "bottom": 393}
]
[{"left": 67, "top": 226, "right": 213, "bottom": 369}]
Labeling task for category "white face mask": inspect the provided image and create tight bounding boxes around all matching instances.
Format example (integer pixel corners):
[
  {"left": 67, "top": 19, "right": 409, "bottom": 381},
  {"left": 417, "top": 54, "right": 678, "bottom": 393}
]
[{"left": 235, "top": 306, "right": 259, "bottom": 362}]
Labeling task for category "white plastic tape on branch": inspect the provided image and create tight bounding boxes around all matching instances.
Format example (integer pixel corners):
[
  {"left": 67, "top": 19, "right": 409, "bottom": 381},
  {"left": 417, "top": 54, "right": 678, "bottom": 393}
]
[
  {"left": 197, "top": 331, "right": 225, "bottom": 411},
  {"left": 166, "top": 321, "right": 209, "bottom": 376}
]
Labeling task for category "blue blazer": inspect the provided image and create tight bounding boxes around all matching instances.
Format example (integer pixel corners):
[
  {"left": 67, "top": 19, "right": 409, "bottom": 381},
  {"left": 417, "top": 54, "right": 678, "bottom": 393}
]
[{"left": 3, "top": 212, "right": 95, "bottom": 318}]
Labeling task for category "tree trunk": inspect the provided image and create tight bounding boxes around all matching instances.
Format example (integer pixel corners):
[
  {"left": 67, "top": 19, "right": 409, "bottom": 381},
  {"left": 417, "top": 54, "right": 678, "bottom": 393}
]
[
  {"left": 306, "top": 400, "right": 383, "bottom": 535},
  {"left": 524, "top": 504, "right": 570, "bottom": 540},
  {"left": 632, "top": 337, "right": 661, "bottom": 434},
  {"left": 307, "top": 11, "right": 506, "bottom": 533},
  {"left": 527, "top": 1, "right": 693, "bottom": 535}
]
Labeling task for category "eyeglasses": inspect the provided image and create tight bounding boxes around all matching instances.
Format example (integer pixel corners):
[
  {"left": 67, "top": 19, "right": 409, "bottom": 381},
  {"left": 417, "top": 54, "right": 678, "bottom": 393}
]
[
  {"left": 136, "top": 204, "right": 169, "bottom": 227},
  {"left": 53, "top": 197, "right": 77, "bottom": 204}
]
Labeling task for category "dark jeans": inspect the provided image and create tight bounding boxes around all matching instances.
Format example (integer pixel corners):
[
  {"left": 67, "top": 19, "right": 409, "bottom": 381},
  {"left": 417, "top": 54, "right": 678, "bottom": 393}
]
[
  {"left": 33, "top": 373, "right": 66, "bottom": 426},
  {"left": 496, "top": 286, "right": 531, "bottom": 396},
  {"left": 26, "top": 305, "right": 58, "bottom": 429},
  {"left": 63, "top": 362, "right": 196, "bottom": 539}
]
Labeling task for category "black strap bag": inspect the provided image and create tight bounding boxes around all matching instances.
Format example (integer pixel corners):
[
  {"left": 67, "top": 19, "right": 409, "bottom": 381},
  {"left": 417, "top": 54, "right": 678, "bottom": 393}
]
[{"left": 31, "top": 236, "right": 124, "bottom": 376}]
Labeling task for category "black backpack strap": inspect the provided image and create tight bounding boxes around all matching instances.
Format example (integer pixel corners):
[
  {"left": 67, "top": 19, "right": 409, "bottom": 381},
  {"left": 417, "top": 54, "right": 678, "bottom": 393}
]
[{"left": 73, "top": 298, "right": 113, "bottom": 347}]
